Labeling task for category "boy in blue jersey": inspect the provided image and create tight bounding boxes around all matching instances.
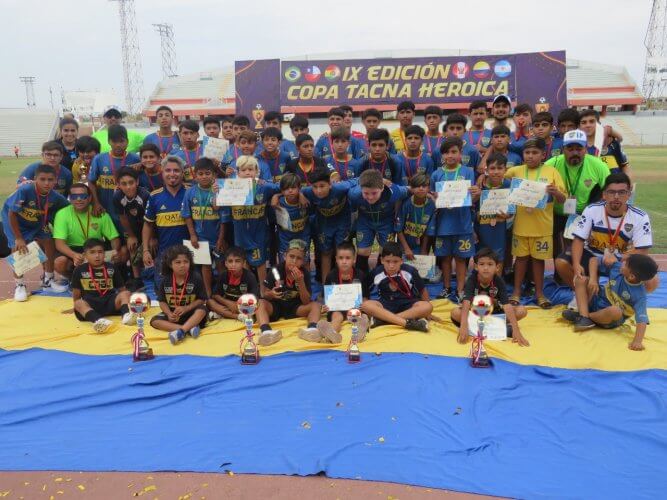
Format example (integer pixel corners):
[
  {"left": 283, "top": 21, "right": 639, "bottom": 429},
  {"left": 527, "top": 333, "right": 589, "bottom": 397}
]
[
  {"left": 432, "top": 137, "right": 480, "bottom": 302},
  {"left": 509, "top": 103, "right": 533, "bottom": 155},
  {"left": 565, "top": 253, "right": 658, "bottom": 351},
  {"left": 283, "top": 115, "right": 308, "bottom": 160},
  {"left": 324, "top": 128, "right": 361, "bottom": 181},
  {"left": 466, "top": 100, "right": 492, "bottom": 153},
  {"left": 301, "top": 168, "right": 356, "bottom": 280},
  {"left": 143, "top": 105, "right": 179, "bottom": 157},
  {"left": 263, "top": 111, "right": 298, "bottom": 160},
  {"left": 222, "top": 115, "right": 250, "bottom": 166},
  {"left": 579, "top": 109, "right": 630, "bottom": 175},
  {"left": 349, "top": 169, "right": 410, "bottom": 273},
  {"left": 435, "top": 114, "right": 481, "bottom": 174},
  {"left": 357, "top": 128, "right": 402, "bottom": 185},
  {"left": 227, "top": 130, "right": 260, "bottom": 177},
  {"left": 3, "top": 164, "right": 70, "bottom": 301},
  {"left": 136, "top": 143, "right": 163, "bottom": 191},
  {"left": 476, "top": 153, "right": 511, "bottom": 272},
  {"left": 396, "top": 172, "right": 436, "bottom": 261},
  {"left": 361, "top": 242, "right": 432, "bottom": 332},
  {"left": 182, "top": 158, "right": 227, "bottom": 296},
  {"left": 89, "top": 124, "right": 140, "bottom": 233},
  {"left": 174, "top": 119, "right": 202, "bottom": 183},
  {"left": 423, "top": 105, "right": 443, "bottom": 157},
  {"left": 394, "top": 125, "right": 434, "bottom": 185},
  {"left": 257, "top": 127, "right": 291, "bottom": 182},
  {"left": 532, "top": 112, "right": 563, "bottom": 160},
  {"left": 360, "top": 108, "right": 397, "bottom": 154},
  {"left": 481, "top": 125, "right": 523, "bottom": 172},
  {"left": 315, "top": 107, "right": 363, "bottom": 159},
  {"left": 285, "top": 134, "right": 328, "bottom": 186},
  {"left": 18, "top": 141, "right": 72, "bottom": 196},
  {"left": 271, "top": 173, "right": 311, "bottom": 259}
]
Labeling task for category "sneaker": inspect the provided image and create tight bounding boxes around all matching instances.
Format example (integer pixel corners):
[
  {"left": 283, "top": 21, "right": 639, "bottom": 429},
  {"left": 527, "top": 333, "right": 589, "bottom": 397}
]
[
  {"left": 561, "top": 309, "right": 581, "bottom": 323},
  {"left": 122, "top": 311, "right": 137, "bottom": 326},
  {"left": 371, "top": 317, "right": 389, "bottom": 328},
  {"left": 189, "top": 326, "right": 201, "bottom": 339},
  {"left": 506, "top": 323, "right": 513, "bottom": 338},
  {"left": 574, "top": 316, "right": 596, "bottom": 332},
  {"left": 298, "top": 326, "right": 323, "bottom": 343},
  {"left": 567, "top": 296, "right": 578, "bottom": 311},
  {"left": 42, "top": 275, "right": 69, "bottom": 293},
  {"left": 208, "top": 310, "right": 222, "bottom": 321},
  {"left": 13, "top": 283, "right": 28, "bottom": 302},
  {"left": 169, "top": 328, "right": 185, "bottom": 345},
  {"left": 405, "top": 318, "right": 429, "bottom": 332},
  {"left": 357, "top": 314, "right": 370, "bottom": 342},
  {"left": 258, "top": 329, "right": 282, "bottom": 346},
  {"left": 316, "top": 320, "right": 342, "bottom": 344},
  {"left": 438, "top": 287, "right": 452, "bottom": 300},
  {"left": 93, "top": 318, "right": 113, "bottom": 334},
  {"left": 449, "top": 290, "right": 463, "bottom": 305}
]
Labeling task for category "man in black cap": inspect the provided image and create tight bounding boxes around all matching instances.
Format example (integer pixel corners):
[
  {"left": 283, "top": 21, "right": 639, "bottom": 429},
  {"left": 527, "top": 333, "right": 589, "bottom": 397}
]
[{"left": 92, "top": 107, "right": 145, "bottom": 153}]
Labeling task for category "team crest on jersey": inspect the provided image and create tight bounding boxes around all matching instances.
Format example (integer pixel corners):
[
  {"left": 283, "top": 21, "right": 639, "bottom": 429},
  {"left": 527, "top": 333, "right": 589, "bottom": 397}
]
[
  {"left": 380, "top": 203, "right": 387, "bottom": 209},
  {"left": 462, "top": 155, "right": 470, "bottom": 165},
  {"left": 28, "top": 201, "right": 35, "bottom": 207},
  {"left": 584, "top": 179, "right": 592, "bottom": 187},
  {"left": 160, "top": 205, "right": 167, "bottom": 210},
  {"left": 482, "top": 137, "right": 491, "bottom": 147},
  {"left": 91, "top": 223, "right": 99, "bottom": 231},
  {"left": 330, "top": 198, "right": 338, "bottom": 205},
  {"left": 601, "top": 147, "right": 609, "bottom": 156},
  {"left": 103, "top": 167, "right": 109, "bottom": 174},
  {"left": 624, "top": 223, "right": 633, "bottom": 232},
  {"left": 255, "top": 193, "right": 264, "bottom": 203},
  {"left": 622, "top": 291, "right": 631, "bottom": 300},
  {"left": 388, "top": 281, "right": 398, "bottom": 292},
  {"left": 58, "top": 179, "right": 66, "bottom": 187}
]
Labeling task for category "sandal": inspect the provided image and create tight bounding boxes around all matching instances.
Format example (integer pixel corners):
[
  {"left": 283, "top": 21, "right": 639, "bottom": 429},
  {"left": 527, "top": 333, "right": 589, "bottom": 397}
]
[
  {"left": 537, "top": 296, "right": 552, "bottom": 309},
  {"left": 509, "top": 295, "right": 521, "bottom": 306}
]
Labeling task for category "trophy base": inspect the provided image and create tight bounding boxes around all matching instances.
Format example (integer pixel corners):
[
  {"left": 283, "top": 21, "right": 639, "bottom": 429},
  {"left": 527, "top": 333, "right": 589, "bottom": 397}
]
[
  {"left": 134, "top": 348, "right": 154, "bottom": 362},
  {"left": 470, "top": 356, "right": 493, "bottom": 368},
  {"left": 241, "top": 352, "right": 260, "bottom": 365},
  {"left": 348, "top": 349, "right": 361, "bottom": 364}
]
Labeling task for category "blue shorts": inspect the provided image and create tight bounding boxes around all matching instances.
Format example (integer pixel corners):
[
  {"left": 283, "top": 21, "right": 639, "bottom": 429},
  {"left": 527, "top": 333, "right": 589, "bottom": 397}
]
[
  {"left": 316, "top": 226, "right": 349, "bottom": 253},
  {"left": 356, "top": 220, "right": 394, "bottom": 250},
  {"left": 590, "top": 293, "right": 626, "bottom": 328},
  {"left": 381, "top": 298, "right": 419, "bottom": 314},
  {"left": 434, "top": 234, "right": 475, "bottom": 258},
  {"left": 3, "top": 221, "right": 50, "bottom": 249},
  {"left": 245, "top": 246, "right": 267, "bottom": 268}
]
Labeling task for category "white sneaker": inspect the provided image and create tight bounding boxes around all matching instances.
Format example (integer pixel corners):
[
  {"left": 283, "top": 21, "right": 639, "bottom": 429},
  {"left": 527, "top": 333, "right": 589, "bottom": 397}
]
[
  {"left": 42, "top": 275, "right": 69, "bottom": 293},
  {"left": 316, "top": 320, "right": 342, "bottom": 344},
  {"left": 298, "top": 326, "right": 323, "bottom": 343},
  {"left": 13, "top": 283, "right": 28, "bottom": 302},
  {"left": 122, "top": 311, "right": 137, "bottom": 326},
  {"left": 93, "top": 318, "right": 113, "bottom": 334},
  {"left": 258, "top": 329, "right": 282, "bottom": 346},
  {"left": 208, "top": 310, "right": 221, "bottom": 321},
  {"left": 567, "top": 296, "right": 578, "bottom": 311}
]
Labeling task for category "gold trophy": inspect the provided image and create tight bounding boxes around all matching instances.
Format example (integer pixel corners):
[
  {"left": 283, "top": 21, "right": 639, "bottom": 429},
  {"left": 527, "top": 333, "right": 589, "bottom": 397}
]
[
  {"left": 347, "top": 308, "right": 362, "bottom": 363},
  {"left": 129, "top": 292, "right": 154, "bottom": 361},
  {"left": 252, "top": 104, "right": 265, "bottom": 130},
  {"left": 238, "top": 293, "right": 260, "bottom": 365},
  {"left": 470, "top": 295, "right": 493, "bottom": 368}
]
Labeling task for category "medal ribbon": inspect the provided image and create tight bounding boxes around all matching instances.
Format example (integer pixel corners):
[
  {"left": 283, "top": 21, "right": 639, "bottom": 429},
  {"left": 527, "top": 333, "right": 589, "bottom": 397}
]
[
  {"left": 88, "top": 264, "right": 110, "bottom": 296},
  {"left": 172, "top": 272, "right": 189, "bottom": 307}
]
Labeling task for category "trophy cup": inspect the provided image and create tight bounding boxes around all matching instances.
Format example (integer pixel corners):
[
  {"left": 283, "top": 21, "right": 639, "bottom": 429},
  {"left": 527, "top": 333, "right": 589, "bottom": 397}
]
[
  {"left": 470, "top": 294, "right": 493, "bottom": 368},
  {"left": 252, "top": 104, "right": 265, "bottom": 130},
  {"left": 129, "top": 292, "right": 154, "bottom": 362},
  {"left": 347, "top": 308, "right": 362, "bottom": 363},
  {"left": 238, "top": 293, "right": 260, "bottom": 365}
]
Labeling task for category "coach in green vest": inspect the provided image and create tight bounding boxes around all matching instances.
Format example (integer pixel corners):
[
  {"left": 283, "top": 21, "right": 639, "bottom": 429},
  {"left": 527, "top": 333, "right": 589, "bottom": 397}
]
[{"left": 93, "top": 107, "right": 145, "bottom": 154}]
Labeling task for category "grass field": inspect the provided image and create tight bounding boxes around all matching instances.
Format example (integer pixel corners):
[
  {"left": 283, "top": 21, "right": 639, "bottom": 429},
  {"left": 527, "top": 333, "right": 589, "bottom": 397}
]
[{"left": 1, "top": 147, "right": 666, "bottom": 251}]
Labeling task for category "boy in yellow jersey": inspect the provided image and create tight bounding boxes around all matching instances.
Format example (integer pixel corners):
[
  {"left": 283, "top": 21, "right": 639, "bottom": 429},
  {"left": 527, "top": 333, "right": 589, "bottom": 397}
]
[{"left": 390, "top": 101, "right": 416, "bottom": 152}]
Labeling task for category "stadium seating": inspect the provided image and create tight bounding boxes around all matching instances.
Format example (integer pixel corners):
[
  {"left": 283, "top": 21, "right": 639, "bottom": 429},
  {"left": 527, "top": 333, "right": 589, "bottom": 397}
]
[{"left": 0, "top": 109, "right": 59, "bottom": 156}]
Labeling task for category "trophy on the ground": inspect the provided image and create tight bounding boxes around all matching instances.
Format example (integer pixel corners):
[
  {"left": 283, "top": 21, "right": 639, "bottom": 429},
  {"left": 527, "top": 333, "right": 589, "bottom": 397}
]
[
  {"left": 129, "top": 292, "right": 154, "bottom": 362},
  {"left": 347, "top": 308, "right": 362, "bottom": 363},
  {"left": 238, "top": 293, "right": 260, "bottom": 365},
  {"left": 470, "top": 294, "right": 493, "bottom": 368}
]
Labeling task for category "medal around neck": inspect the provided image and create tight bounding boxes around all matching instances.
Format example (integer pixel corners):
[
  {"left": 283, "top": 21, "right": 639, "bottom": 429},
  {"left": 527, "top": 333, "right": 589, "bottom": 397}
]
[
  {"left": 238, "top": 294, "right": 260, "bottom": 365},
  {"left": 129, "top": 292, "right": 154, "bottom": 362},
  {"left": 347, "top": 308, "right": 362, "bottom": 363},
  {"left": 470, "top": 295, "right": 493, "bottom": 368}
]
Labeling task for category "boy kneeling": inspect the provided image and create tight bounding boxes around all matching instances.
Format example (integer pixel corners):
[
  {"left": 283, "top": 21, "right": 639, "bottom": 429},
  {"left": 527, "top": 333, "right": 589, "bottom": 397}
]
[
  {"left": 71, "top": 238, "right": 135, "bottom": 333},
  {"left": 451, "top": 248, "right": 529, "bottom": 346},
  {"left": 361, "top": 242, "right": 432, "bottom": 332}
]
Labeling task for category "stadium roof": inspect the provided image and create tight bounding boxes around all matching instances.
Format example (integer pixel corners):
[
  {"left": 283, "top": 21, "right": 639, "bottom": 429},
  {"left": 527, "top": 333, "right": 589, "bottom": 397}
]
[{"left": 144, "top": 50, "right": 643, "bottom": 117}]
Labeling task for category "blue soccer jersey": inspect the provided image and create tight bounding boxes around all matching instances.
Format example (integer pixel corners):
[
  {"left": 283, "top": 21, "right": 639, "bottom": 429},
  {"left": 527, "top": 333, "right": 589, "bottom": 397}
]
[
  {"left": 432, "top": 142, "right": 480, "bottom": 172},
  {"left": 143, "top": 132, "right": 180, "bottom": 157},
  {"left": 275, "top": 197, "right": 311, "bottom": 254},
  {"left": 476, "top": 179, "right": 511, "bottom": 259},
  {"left": 594, "top": 261, "right": 649, "bottom": 324},
  {"left": 323, "top": 154, "right": 361, "bottom": 181},
  {"left": 315, "top": 133, "right": 365, "bottom": 159},
  {"left": 545, "top": 137, "right": 564, "bottom": 160},
  {"left": 396, "top": 196, "right": 437, "bottom": 252},
  {"left": 222, "top": 144, "right": 242, "bottom": 166},
  {"left": 464, "top": 129, "right": 492, "bottom": 150},
  {"left": 349, "top": 183, "right": 409, "bottom": 248},
  {"left": 256, "top": 150, "right": 291, "bottom": 183},
  {"left": 18, "top": 162, "right": 73, "bottom": 196},
  {"left": 144, "top": 186, "right": 189, "bottom": 254},
  {"left": 281, "top": 140, "right": 299, "bottom": 160},
  {"left": 431, "top": 165, "right": 475, "bottom": 236},
  {"left": 394, "top": 152, "right": 435, "bottom": 186},
  {"left": 181, "top": 184, "right": 223, "bottom": 243},
  {"left": 368, "top": 263, "right": 425, "bottom": 304},
  {"left": 89, "top": 152, "right": 140, "bottom": 226},
  {"left": 302, "top": 181, "right": 354, "bottom": 251},
  {"left": 138, "top": 169, "right": 164, "bottom": 192},
  {"left": 357, "top": 156, "right": 403, "bottom": 185},
  {"left": 423, "top": 134, "right": 444, "bottom": 158},
  {"left": 173, "top": 146, "right": 203, "bottom": 183}
]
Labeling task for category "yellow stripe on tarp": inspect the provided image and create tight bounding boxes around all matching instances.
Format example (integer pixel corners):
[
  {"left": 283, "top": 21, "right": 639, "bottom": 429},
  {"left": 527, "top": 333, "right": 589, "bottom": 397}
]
[{"left": 1, "top": 296, "right": 666, "bottom": 372}]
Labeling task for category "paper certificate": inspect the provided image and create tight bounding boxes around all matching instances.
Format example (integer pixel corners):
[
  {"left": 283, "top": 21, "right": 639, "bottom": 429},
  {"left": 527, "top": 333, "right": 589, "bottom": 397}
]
[
  {"left": 274, "top": 207, "right": 292, "bottom": 231},
  {"left": 183, "top": 240, "right": 212, "bottom": 265},
  {"left": 467, "top": 313, "right": 507, "bottom": 341},
  {"left": 203, "top": 137, "right": 229, "bottom": 160},
  {"left": 405, "top": 255, "right": 437, "bottom": 280},
  {"left": 215, "top": 178, "right": 254, "bottom": 206},
  {"left": 324, "top": 283, "right": 363, "bottom": 311},
  {"left": 479, "top": 189, "right": 514, "bottom": 215},
  {"left": 7, "top": 241, "right": 46, "bottom": 276},
  {"left": 435, "top": 180, "right": 472, "bottom": 208},
  {"left": 508, "top": 178, "right": 548, "bottom": 209}
]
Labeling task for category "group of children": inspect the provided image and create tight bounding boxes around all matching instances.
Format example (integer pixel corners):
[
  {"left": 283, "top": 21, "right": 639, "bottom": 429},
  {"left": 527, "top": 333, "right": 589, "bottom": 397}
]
[{"left": 2, "top": 98, "right": 657, "bottom": 352}]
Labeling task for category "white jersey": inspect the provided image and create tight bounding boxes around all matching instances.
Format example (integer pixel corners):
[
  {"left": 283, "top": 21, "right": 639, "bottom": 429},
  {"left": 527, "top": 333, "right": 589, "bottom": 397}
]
[{"left": 573, "top": 202, "right": 652, "bottom": 257}]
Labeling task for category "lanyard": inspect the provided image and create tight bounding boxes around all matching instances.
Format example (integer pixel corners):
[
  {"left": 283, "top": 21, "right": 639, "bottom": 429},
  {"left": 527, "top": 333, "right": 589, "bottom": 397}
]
[
  {"left": 172, "top": 272, "right": 189, "bottom": 306},
  {"left": 467, "top": 130, "right": 484, "bottom": 147},
  {"left": 185, "top": 147, "right": 200, "bottom": 166},
  {"left": 74, "top": 208, "right": 91, "bottom": 240},
  {"left": 338, "top": 268, "right": 354, "bottom": 284},
  {"left": 298, "top": 160, "right": 313, "bottom": 185},
  {"left": 145, "top": 168, "right": 161, "bottom": 191},
  {"left": 425, "top": 134, "right": 442, "bottom": 155},
  {"left": 412, "top": 197, "right": 425, "bottom": 226},
  {"left": 88, "top": 264, "right": 110, "bottom": 296},
  {"left": 34, "top": 185, "right": 50, "bottom": 229},
  {"left": 334, "top": 156, "right": 349, "bottom": 179},
  {"left": 158, "top": 133, "right": 174, "bottom": 156},
  {"left": 372, "top": 158, "right": 388, "bottom": 178},
  {"left": 443, "top": 166, "right": 461, "bottom": 180},
  {"left": 524, "top": 164, "right": 544, "bottom": 181},
  {"left": 387, "top": 273, "right": 412, "bottom": 298},
  {"left": 604, "top": 209, "right": 627, "bottom": 249},
  {"left": 545, "top": 139, "right": 553, "bottom": 159},
  {"left": 328, "top": 135, "right": 336, "bottom": 156},
  {"left": 402, "top": 153, "right": 421, "bottom": 179},
  {"left": 564, "top": 163, "right": 584, "bottom": 196},
  {"left": 109, "top": 152, "right": 127, "bottom": 176}
]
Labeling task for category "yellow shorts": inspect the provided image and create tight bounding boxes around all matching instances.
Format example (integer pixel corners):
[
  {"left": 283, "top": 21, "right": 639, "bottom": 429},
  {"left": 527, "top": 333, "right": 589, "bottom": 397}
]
[{"left": 512, "top": 235, "right": 552, "bottom": 260}]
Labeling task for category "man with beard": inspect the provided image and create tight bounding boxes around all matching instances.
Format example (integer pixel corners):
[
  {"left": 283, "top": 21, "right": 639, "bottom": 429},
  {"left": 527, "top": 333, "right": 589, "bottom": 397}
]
[{"left": 93, "top": 107, "right": 145, "bottom": 153}]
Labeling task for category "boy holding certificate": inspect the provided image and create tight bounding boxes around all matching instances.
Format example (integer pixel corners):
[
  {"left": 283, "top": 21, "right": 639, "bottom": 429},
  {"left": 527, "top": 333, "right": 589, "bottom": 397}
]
[
  {"left": 181, "top": 158, "right": 227, "bottom": 296},
  {"left": 271, "top": 173, "right": 311, "bottom": 258},
  {"left": 451, "top": 248, "right": 529, "bottom": 346},
  {"left": 505, "top": 138, "right": 566, "bottom": 308},
  {"left": 361, "top": 242, "right": 432, "bottom": 332},
  {"left": 431, "top": 137, "right": 480, "bottom": 303},
  {"left": 396, "top": 172, "right": 436, "bottom": 261},
  {"left": 476, "top": 153, "right": 511, "bottom": 269}
]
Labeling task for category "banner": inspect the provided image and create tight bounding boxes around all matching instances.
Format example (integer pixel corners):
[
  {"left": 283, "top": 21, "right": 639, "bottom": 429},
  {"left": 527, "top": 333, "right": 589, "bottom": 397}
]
[{"left": 234, "top": 59, "right": 281, "bottom": 130}]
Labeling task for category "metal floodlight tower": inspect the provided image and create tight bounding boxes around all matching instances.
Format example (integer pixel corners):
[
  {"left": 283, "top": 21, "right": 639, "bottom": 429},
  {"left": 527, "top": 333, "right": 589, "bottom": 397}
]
[
  {"left": 19, "top": 76, "right": 36, "bottom": 108},
  {"left": 153, "top": 23, "right": 178, "bottom": 78},
  {"left": 110, "top": 0, "right": 145, "bottom": 114},
  {"left": 643, "top": 0, "right": 667, "bottom": 102}
]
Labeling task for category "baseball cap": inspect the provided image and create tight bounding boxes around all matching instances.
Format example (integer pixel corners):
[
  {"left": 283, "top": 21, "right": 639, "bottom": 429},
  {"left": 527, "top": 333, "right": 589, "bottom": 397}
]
[
  {"left": 492, "top": 94, "right": 511, "bottom": 106},
  {"left": 563, "top": 129, "right": 587, "bottom": 147},
  {"left": 103, "top": 106, "right": 122, "bottom": 118}
]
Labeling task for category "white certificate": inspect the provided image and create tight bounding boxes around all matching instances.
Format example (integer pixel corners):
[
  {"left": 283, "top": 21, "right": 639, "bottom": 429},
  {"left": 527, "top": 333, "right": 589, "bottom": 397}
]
[
  {"left": 435, "top": 180, "right": 472, "bottom": 208},
  {"left": 324, "top": 283, "right": 363, "bottom": 311},
  {"left": 405, "top": 255, "right": 437, "bottom": 280},
  {"left": 183, "top": 240, "right": 212, "bottom": 265},
  {"left": 274, "top": 206, "right": 292, "bottom": 231},
  {"left": 467, "top": 313, "right": 507, "bottom": 341},
  {"left": 479, "top": 189, "right": 511, "bottom": 215},
  {"left": 215, "top": 178, "right": 254, "bottom": 206},
  {"left": 203, "top": 136, "right": 229, "bottom": 160},
  {"left": 7, "top": 241, "right": 46, "bottom": 276},
  {"left": 508, "top": 178, "right": 548, "bottom": 209}
]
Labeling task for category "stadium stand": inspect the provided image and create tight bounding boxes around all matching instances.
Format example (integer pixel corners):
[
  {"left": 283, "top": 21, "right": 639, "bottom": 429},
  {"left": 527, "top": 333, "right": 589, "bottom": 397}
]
[{"left": 0, "top": 109, "right": 59, "bottom": 156}]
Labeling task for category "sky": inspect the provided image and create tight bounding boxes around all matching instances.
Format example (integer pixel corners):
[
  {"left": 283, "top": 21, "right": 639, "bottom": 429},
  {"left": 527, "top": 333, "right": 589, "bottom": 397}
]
[{"left": 1, "top": 0, "right": 652, "bottom": 110}]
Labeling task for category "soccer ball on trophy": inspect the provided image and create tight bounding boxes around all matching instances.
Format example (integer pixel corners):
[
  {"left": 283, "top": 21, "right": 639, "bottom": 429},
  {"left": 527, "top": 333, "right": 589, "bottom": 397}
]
[
  {"left": 238, "top": 294, "right": 260, "bottom": 365},
  {"left": 470, "top": 294, "right": 493, "bottom": 368}
]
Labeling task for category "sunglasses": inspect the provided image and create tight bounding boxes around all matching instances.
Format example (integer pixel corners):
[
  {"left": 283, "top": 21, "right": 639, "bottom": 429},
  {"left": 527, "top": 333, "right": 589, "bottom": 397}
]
[{"left": 69, "top": 193, "right": 90, "bottom": 201}]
